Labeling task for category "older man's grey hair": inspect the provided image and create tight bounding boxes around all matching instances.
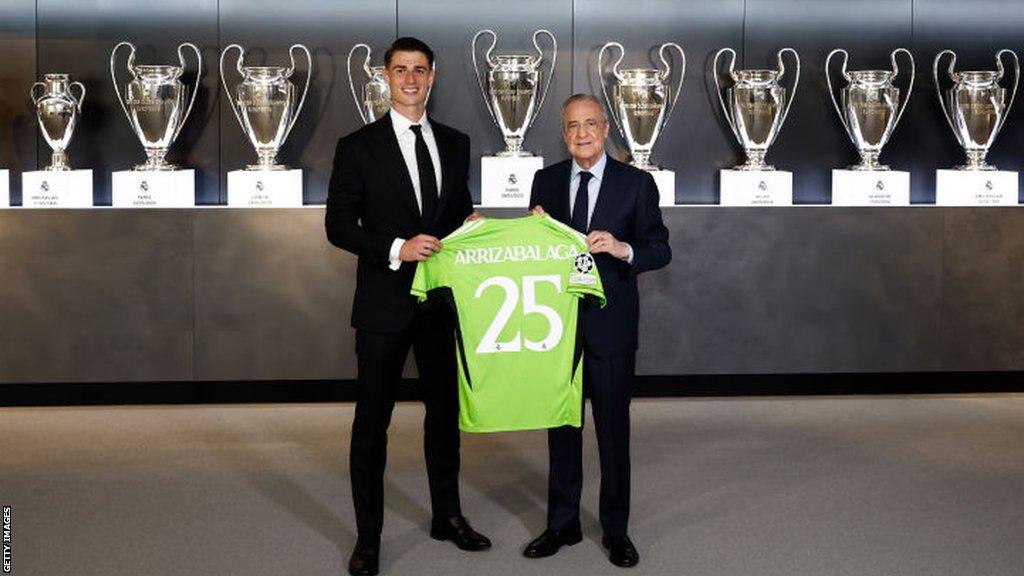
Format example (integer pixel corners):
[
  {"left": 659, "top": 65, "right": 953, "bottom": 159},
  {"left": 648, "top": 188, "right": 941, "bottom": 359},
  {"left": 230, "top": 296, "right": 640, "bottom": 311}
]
[{"left": 560, "top": 93, "right": 608, "bottom": 124}]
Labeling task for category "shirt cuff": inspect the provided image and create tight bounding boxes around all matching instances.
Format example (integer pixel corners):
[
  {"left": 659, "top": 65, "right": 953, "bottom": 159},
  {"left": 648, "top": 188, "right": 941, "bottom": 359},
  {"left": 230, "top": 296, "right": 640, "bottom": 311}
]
[
  {"left": 624, "top": 243, "right": 634, "bottom": 265},
  {"left": 389, "top": 238, "right": 406, "bottom": 271}
]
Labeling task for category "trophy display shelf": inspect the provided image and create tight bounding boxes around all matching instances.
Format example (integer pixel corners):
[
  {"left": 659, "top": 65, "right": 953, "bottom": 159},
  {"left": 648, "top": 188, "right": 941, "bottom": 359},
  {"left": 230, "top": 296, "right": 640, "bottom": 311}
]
[
  {"left": 21, "top": 169, "right": 93, "bottom": 208},
  {"left": 479, "top": 155, "right": 543, "bottom": 207},
  {"left": 648, "top": 169, "right": 675, "bottom": 207},
  {"left": 227, "top": 169, "right": 303, "bottom": 208},
  {"left": 719, "top": 169, "right": 793, "bottom": 206},
  {"left": 831, "top": 169, "right": 910, "bottom": 206},
  {"left": 0, "top": 170, "right": 8, "bottom": 207},
  {"left": 935, "top": 169, "right": 1019, "bottom": 206},
  {"left": 112, "top": 169, "right": 195, "bottom": 208}
]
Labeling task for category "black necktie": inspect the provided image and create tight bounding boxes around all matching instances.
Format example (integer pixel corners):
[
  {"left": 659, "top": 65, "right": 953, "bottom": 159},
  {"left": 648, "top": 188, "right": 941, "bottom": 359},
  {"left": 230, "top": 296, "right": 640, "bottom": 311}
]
[
  {"left": 571, "top": 171, "right": 593, "bottom": 234},
  {"left": 410, "top": 124, "right": 438, "bottom": 225}
]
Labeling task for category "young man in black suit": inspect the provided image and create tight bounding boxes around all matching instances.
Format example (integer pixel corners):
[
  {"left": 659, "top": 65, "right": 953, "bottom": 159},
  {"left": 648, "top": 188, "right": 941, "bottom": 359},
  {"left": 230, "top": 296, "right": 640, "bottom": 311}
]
[
  {"left": 524, "top": 94, "right": 671, "bottom": 568},
  {"left": 325, "top": 37, "right": 490, "bottom": 576}
]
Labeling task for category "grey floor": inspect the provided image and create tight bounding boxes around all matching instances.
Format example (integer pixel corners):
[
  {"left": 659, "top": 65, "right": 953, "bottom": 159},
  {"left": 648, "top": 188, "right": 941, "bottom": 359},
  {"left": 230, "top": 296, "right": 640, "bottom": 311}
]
[{"left": 1, "top": 394, "right": 1023, "bottom": 576}]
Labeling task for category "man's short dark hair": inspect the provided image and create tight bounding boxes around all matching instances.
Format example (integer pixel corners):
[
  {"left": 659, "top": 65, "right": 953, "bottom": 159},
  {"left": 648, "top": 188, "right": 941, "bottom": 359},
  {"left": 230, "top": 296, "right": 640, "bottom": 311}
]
[{"left": 385, "top": 37, "right": 435, "bottom": 68}]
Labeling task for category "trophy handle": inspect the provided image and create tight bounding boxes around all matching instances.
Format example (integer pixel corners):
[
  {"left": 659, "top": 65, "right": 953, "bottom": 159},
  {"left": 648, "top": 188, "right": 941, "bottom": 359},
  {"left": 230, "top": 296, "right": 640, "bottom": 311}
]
[
  {"left": 776, "top": 47, "right": 800, "bottom": 129},
  {"left": 347, "top": 43, "right": 372, "bottom": 124},
  {"left": 29, "top": 82, "right": 46, "bottom": 106},
  {"left": 995, "top": 48, "right": 1019, "bottom": 135},
  {"left": 712, "top": 47, "right": 739, "bottom": 138},
  {"left": 283, "top": 43, "right": 313, "bottom": 142},
  {"left": 933, "top": 49, "right": 959, "bottom": 140},
  {"left": 890, "top": 48, "right": 915, "bottom": 131},
  {"left": 219, "top": 44, "right": 246, "bottom": 132},
  {"left": 598, "top": 41, "right": 626, "bottom": 138},
  {"left": 471, "top": 29, "right": 500, "bottom": 128},
  {"left": 528, "top": 29, "right": 557, "bottom": 129},
  {"left": 825, "top": 49, "right": 850, "bottom": 134},
  {"left": 658, "top": 42, "right": 685, "bottom": 129},
  {"left": 173, "top": 42, "right": 203, "bottom": 142},
  {"left": 69, "top": 81, "right": 86, "bottom": 112},
  {"left": 110, "top": 41, "right": 137, "bottom": 127}
]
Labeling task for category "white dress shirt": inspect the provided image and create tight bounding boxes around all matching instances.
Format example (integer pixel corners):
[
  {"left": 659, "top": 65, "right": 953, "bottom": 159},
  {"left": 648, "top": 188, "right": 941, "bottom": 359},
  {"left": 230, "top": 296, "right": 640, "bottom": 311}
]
[
  {"left": 570, "top": 153, "right": 633, "bottom": 264},
  {"left": 388, "top": 108, "right": 442, "bottom": 270}
]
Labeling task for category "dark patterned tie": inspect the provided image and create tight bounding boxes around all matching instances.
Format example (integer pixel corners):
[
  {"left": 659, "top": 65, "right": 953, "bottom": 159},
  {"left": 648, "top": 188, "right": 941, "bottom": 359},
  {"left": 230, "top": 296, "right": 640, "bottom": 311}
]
[
  {"left": 410, "top": 124, "right": 438, "bottom": 225},
  {"left": 571, "top": 171, "right": 593, "bottom": 234}
]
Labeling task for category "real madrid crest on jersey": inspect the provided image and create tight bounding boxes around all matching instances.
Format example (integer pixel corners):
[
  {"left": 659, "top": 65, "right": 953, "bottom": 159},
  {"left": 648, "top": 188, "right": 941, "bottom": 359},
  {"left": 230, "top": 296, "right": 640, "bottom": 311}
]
[{"left": 570, "top": 252, "right": 597, "bottom": 285}]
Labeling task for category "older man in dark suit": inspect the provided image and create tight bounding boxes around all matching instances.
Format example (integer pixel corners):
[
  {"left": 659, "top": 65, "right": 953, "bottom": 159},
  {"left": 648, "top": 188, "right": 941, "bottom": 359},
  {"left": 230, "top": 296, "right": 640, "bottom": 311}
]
[
  {"left": 524, "top": 93, "right": 671, "bottom": 568},
  {"left": 325, "top": 37, "right": 490, "bottom": 576}
]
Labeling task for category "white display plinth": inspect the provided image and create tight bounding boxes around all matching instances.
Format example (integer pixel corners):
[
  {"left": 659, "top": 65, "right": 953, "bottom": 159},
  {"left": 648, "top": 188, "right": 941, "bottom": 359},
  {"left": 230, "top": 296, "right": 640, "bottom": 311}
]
[
  {"left": 831, "top": 169, "right": 910, "bottom": 206},
  {"left": 480, "top": 156, "right": 544, "bottom": 207},
  {"left": 112, "top": 170, "right": 195, "bottom": 208},
  {"left": 0, "top": 170, "right": 8, "bottom": 207},
  {"left": 650, "top": 170, "right": 676, "bottom": 207},
  {"left": 227, "top": 169, "right": 303, "bottom": 207},
  {"left": 935, "top": 170, "right": 1019, "bottom": 206},
  {"left": 22, "top": 170, "right": 93, "bottom": 208},
  {"left": 720, "top": 170, "right": 793, "bottom": 206}
]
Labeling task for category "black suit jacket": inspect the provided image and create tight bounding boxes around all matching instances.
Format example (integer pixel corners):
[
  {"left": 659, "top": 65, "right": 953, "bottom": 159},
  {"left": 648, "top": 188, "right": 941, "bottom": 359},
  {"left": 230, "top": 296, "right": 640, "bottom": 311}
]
[
  {"left": 529, "top": 155, "right": 671, "bottom": 357},
  {"left": 325, "top": 114, "right": 473, "bottom": 332}
]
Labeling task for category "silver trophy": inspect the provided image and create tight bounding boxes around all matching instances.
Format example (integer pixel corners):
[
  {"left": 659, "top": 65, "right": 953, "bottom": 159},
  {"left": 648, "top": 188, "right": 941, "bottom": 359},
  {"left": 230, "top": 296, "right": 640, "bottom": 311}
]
[
  {"left": 30, "top": 73, "right": 85, "bottom": 171},
  {"left": 598, "top": 41, "right": 685, "bottom": 170},
  {"left": 826, "top": 48, "right": 914, "bottom": 171},
  {"left": 220, "top": 44, "right": 311, "bottom": 170},
  {"left": 471, "top": 29, "right": 557, "bottom": 156},
  {"left": 934, "top": 49, "right": 1019, "bottom": 170},
  {"left": 347, "top": 44, "right": 390, "bottom": 124},
  {"left": 713, "top": 47, "right": 800, "bottom": 170},
  {"left": 111, "top": 41, "right": 202, "bottom": 171}
]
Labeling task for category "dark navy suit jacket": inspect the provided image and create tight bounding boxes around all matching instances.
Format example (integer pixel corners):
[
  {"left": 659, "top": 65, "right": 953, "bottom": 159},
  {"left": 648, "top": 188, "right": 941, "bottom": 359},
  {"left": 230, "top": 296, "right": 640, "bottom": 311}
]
[{"left": 529, "top": 155, "right": 671, "bottom": 357}]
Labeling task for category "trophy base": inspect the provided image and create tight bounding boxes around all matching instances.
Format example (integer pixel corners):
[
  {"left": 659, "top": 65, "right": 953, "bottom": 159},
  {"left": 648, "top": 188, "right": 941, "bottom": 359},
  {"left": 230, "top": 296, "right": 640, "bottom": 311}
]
[
  {"left": 0, "top": 170, "right": 10, "bottom": 207},
  {"left": 731, "top": 162, "right": 777, "bottom": 172},
  {"left": 133, "top": 163, "right": 180, "bottom": 172},
  {"left": 43, "top": 165, "right": 73, "bottom": 172},
  {"left": 648, "top": 170, "right": 676, "bottom": 207},
  {"left": 719, "top": 169, "right": 793, "bottom": 206},
  {"left": 112, "top": 169, "right": 195, "bottom": 208},
  {"left": 831, "top": 169, "right": 909, "bottom": 206},
  {"left": 245, "top": 164, "right": 290, "bottom": 171},
  {"left": 952, "top": 164, "right": 998, "bottom": 172},
  {"left": 494, "top": 150, "right": 535, "bottom": 158},
  {"left": 936, "top": 169, "right": 1018, "bottom": 206},
  {"left": 847, "top": 163, "right": 890, "bottom": 171},
  {"left": 21, "top": 169, "right": 93, "bottom": 208},
  {"left": 479, "top": 156, "right": 544, "bottom": 207},
  {"left": 227, "top": 169, "right": 304, "bottom": 208}
]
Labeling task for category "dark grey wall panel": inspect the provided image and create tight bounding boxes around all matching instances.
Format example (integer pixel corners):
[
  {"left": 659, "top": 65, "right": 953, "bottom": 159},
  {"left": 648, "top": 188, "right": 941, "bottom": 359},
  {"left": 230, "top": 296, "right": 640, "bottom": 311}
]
[
  {"left": 912, "top": 0, "right": 1024, "bottom": 203},
  {"left": 193, "top": 209, "right": 356, "bottom": 379},
  {"left": 398, "top": 0, "right": 574, "bottom": 203},
  {"left": 0, "top": 0, "right": 37, "bottom": 203},
  {"left": 0, "top": 211, "right": 193, "bottom": 382},
  {"left": 637, "top": 207, "right": 943, "bottom": 375},
  {"left": 36, "top": 0, "right": 220, "bottom": 204},
  {"left": 574, "top": 0, "right": 744, "bottom": 204},
  {"left": 743, "top": 0, "right": 913, "bottom": 204},
  {"left": 217, "top": 0, "right": 396, "bottom": 204}
]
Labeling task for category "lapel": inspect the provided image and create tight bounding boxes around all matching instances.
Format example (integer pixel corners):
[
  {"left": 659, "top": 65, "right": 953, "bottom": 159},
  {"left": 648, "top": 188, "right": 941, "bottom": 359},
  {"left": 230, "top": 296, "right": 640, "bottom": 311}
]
[
  {"left": 588, "top": 155, "right": 618, "bottom": 232},
  {"left": 369, "top": 114, "right": 422, "bottom": 224},
  {"left": 556, "top": 161, "right": 574, "bottom": 224}
]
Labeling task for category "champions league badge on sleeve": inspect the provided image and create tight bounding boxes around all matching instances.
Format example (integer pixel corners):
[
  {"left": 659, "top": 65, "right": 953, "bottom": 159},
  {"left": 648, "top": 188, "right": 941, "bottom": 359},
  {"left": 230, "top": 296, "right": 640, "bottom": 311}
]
[{"left": 570, "top": 253, "right": 597, "bottom": 285}]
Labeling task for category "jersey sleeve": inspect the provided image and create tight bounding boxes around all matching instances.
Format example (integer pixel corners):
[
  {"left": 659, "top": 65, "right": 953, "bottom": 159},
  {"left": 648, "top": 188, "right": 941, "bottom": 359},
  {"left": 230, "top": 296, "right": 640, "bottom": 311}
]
[
  {"left": 541, "top": 216, "right": 606, "bottom": 307},
  {"left": 410, "top": 257, "right": 439, "bottom": 302}
]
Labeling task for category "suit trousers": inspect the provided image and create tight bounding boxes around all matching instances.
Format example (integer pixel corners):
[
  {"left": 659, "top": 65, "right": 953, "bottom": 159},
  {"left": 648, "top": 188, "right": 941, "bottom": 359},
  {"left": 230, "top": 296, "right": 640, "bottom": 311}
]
[
  {"left": 350, "top": 307, "right": 462, "bottom": 539},
  {"left": 547, "top": 350, "right": 635, "bottom": 537}
]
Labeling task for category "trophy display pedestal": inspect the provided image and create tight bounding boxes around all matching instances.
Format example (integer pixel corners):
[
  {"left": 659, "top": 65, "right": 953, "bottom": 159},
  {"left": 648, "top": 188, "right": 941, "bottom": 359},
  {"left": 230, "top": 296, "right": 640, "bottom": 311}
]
[
  {"left": 719, "top": 170, "right": 793, "bottom": 206},
  {"left": 935, "top": 170, "right": 1019, "bottom": 206},
  {"left": 0, "top": 170, "right": 8, "bottom": 207},
  {"left": 227, "top": 170, "right": 303, "bottom": 208},
  {"left": 649, "top": 170, "right": 676, "bottom": 206},
  {"left": 22, "top": 170, "right": 93, "bottom": 208},
  {"left": 831, "top": 170, "right": 910, "bottom": 206},
  {"left": 112, "top": 170, "right": 195, "bottom": 208},
  {"left": 480, "top": 156, "right": 544, "bottom": 207}
]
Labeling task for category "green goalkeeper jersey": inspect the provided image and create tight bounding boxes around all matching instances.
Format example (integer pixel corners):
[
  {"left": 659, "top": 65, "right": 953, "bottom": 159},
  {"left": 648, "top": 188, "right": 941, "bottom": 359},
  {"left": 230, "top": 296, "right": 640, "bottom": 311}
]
[{"left": 411, "top": 215, "right": 605, "bottom": 433}]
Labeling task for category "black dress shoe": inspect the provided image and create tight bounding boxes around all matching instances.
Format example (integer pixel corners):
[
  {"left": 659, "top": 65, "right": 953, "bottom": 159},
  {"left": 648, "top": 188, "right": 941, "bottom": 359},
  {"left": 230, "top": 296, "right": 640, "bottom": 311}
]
[
  {"left": 522, "top": 526, "right": 583, "bottom": 558},
  {"left": 430, "top": 516, "right": 492, "bottom": 551},
  {"left": 347, "top": 538, "right": 380, "bottom": 576},
  {"left": 602, "top": 535, "right": 639, "bottom": 568}
]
